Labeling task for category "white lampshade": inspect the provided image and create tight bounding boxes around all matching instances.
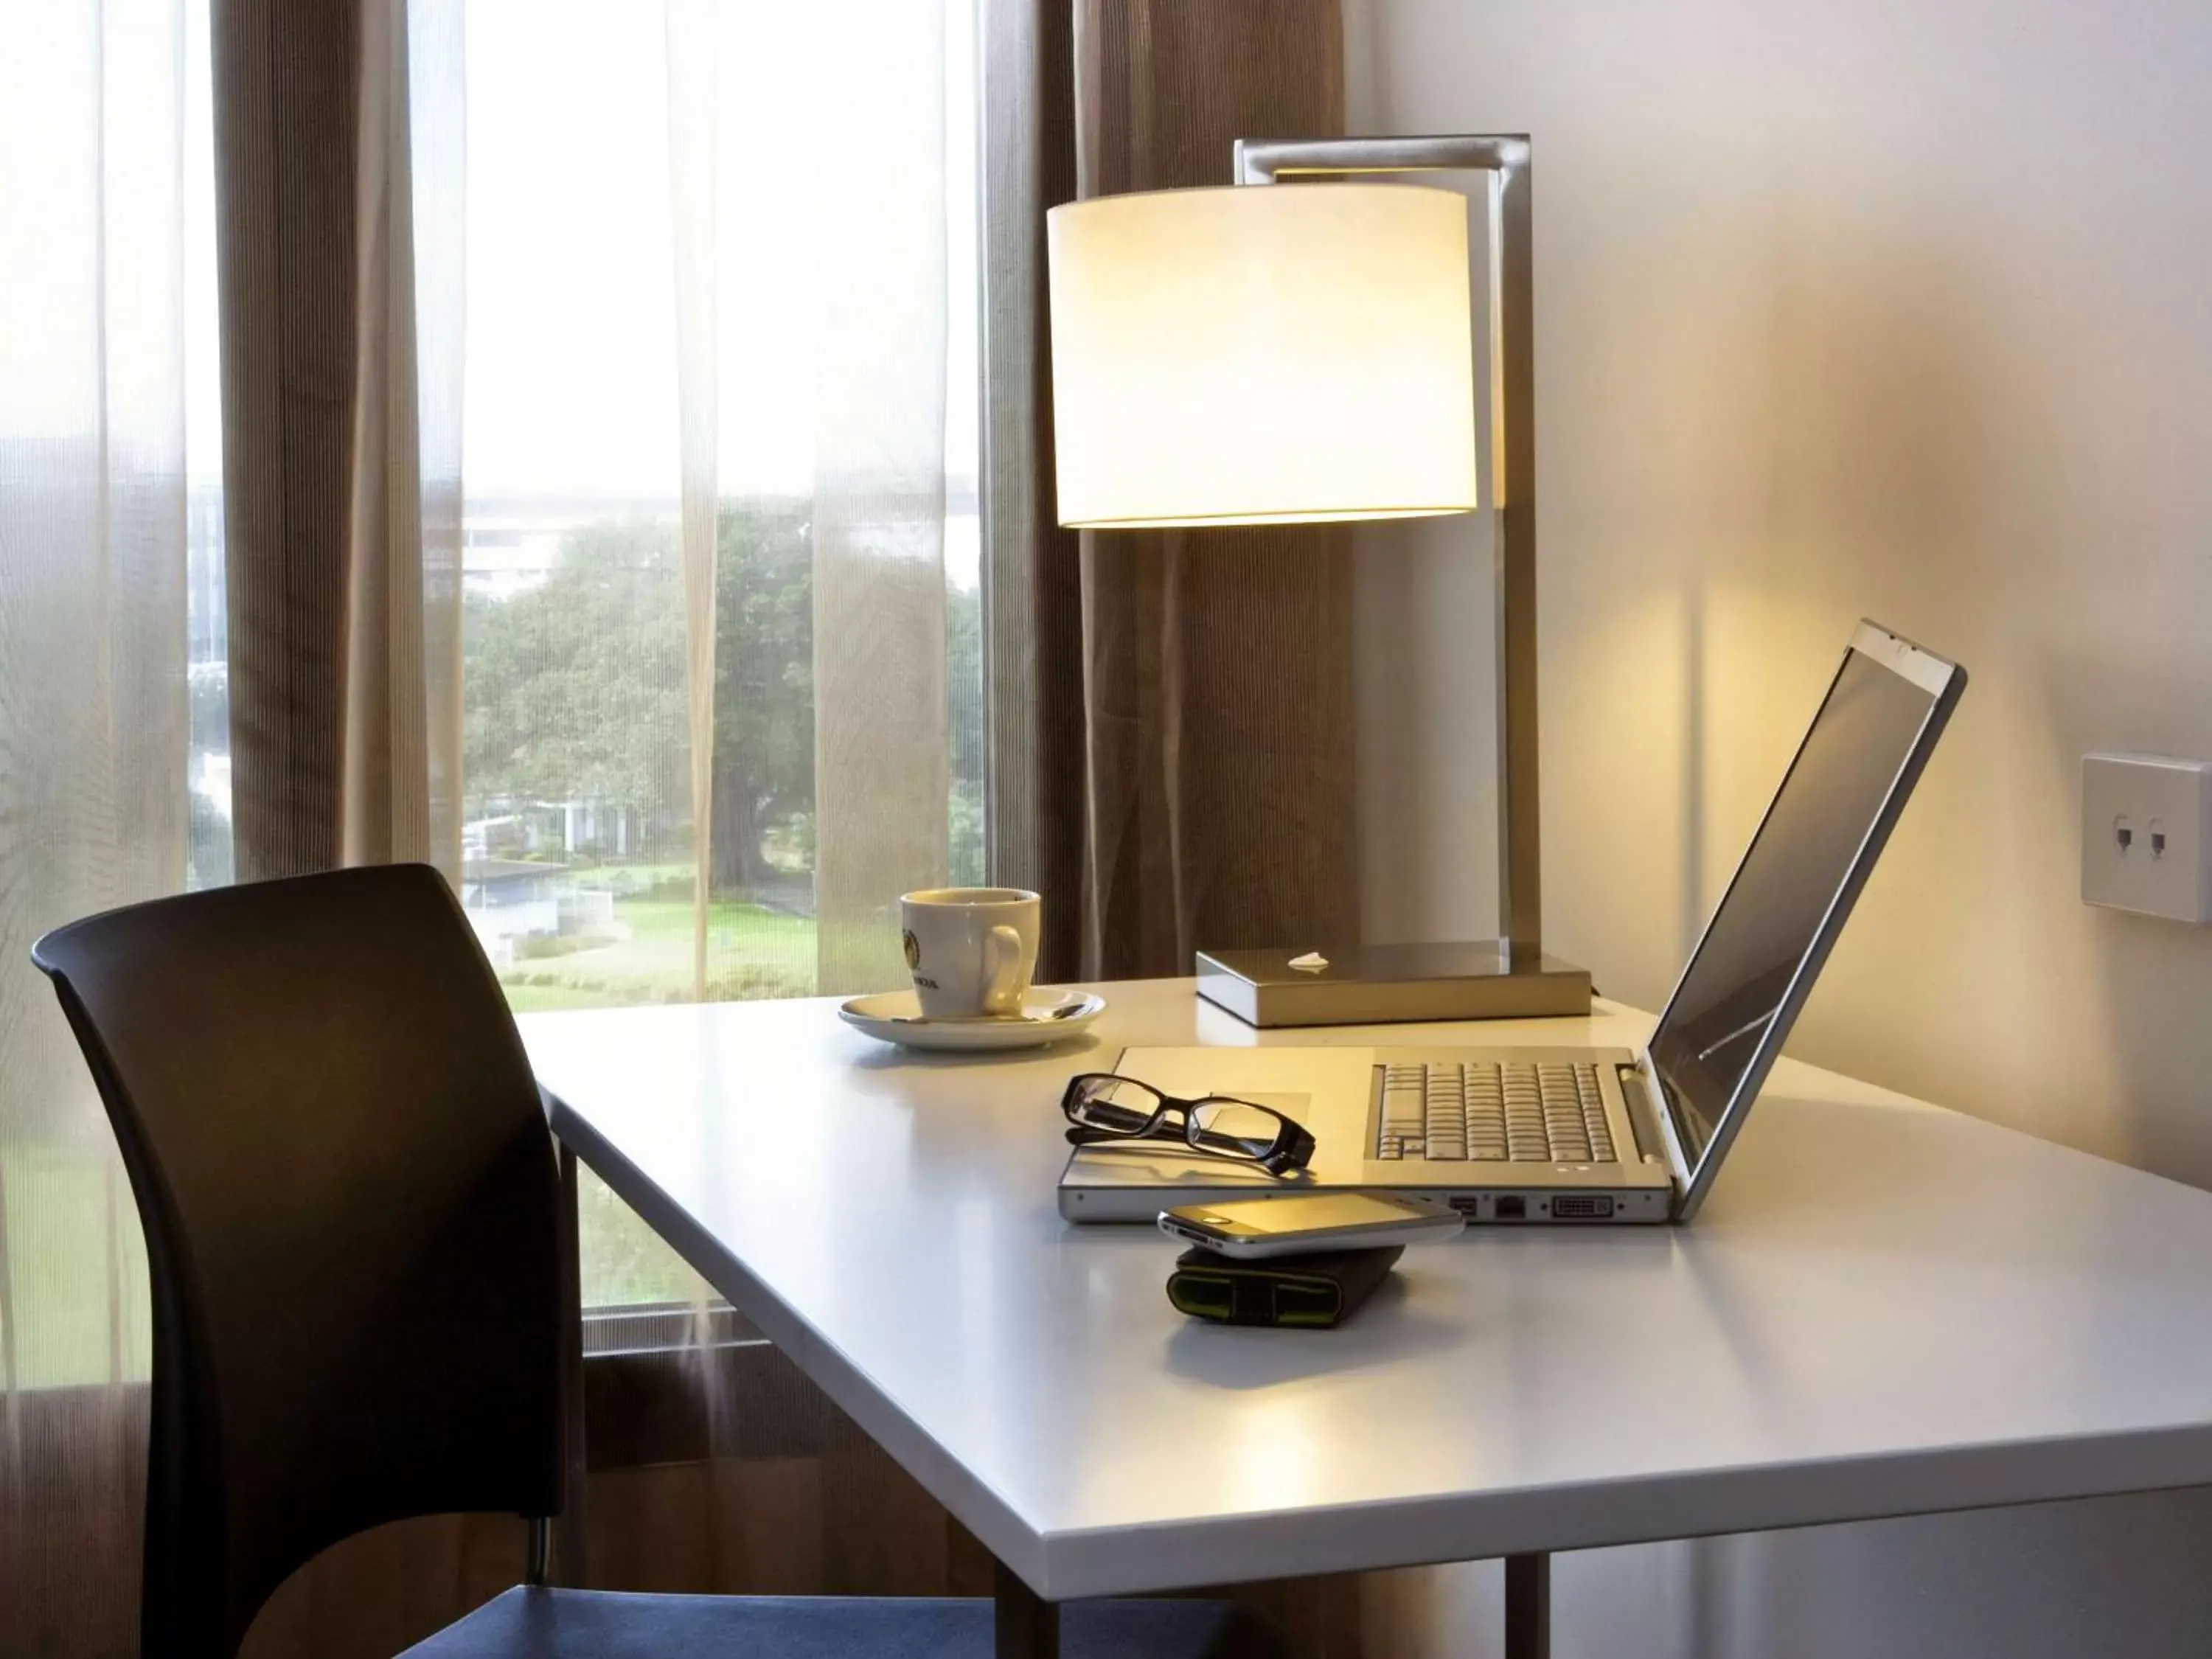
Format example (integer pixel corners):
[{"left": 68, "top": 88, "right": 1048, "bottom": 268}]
[{"left": 1046, "top": 182, "right": 1478, "bottom": 529}]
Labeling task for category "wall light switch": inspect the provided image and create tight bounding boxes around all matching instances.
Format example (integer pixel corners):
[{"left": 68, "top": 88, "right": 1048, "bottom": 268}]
[{"left": 2081, "top": 753, "right": 2212, "bottom": 923}]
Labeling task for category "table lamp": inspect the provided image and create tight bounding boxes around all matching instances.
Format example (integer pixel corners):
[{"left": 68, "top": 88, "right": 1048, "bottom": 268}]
[{"left": 1046, "top": 134, "right": 1590, "bottom": 1024}]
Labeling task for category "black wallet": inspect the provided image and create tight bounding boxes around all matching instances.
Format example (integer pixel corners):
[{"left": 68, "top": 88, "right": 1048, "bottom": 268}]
[{"left": 1166, "top": 1244, "right": 1404, "bottom": 1329}]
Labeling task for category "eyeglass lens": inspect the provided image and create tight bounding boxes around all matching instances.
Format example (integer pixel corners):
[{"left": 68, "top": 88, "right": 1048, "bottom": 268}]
[
  {"left": 1186, "top": 1098, "right": 1288, "bottom": 1160},
  {"left": 1065, "top": 1075, "right": 1166, "bottom": 1135}
]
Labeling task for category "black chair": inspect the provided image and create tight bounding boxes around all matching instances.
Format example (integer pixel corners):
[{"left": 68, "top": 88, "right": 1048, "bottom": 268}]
[{"left": 33, "top": 864, "right": 1275, "bottom": 1659}]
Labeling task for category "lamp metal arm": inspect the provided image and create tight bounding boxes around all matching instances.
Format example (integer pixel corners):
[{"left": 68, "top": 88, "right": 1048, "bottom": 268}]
[{"left": 1232, "top": 134, "right": 1543, "bottom": 963}]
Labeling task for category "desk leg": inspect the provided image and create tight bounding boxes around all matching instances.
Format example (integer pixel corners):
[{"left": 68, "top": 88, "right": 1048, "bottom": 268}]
[
  {"left": 994, "top": 1558, "right": 1059, "bottom": 1659},
  {"left": 1505, "top": 1552, "right": 1550, "bottom": 1659}
]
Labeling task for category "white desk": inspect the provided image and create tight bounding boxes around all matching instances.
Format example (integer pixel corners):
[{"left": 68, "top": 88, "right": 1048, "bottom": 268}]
[{"left": 524, "top": 981, "right": 2212, "bottom": 1654}]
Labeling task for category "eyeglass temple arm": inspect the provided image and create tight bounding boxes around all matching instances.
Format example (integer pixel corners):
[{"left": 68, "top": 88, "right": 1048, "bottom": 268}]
[{"left": 1063, "top": 1123, "right": 1301, "bottom": 1162}]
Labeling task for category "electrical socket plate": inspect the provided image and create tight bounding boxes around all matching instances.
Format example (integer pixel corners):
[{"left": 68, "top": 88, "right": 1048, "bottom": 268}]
[{"left": 2081, "top": 752, "right": 2212, "bottom": 924}]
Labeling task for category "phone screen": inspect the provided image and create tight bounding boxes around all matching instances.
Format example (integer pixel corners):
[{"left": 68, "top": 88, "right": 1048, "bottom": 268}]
[{"left": 1179, "top": 1192, "right": 1430, "bottom": 1237}]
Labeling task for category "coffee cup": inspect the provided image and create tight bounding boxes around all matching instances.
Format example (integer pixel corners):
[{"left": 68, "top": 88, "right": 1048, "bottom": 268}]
[{"left": 900, "top": 888, "right": 1041, "bottom": 1020}]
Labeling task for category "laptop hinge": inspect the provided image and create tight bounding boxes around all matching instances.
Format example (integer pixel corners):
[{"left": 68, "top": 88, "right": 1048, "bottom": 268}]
[{"left": 1625, "top": 1052, "right": 1694, "bottom": 1204}]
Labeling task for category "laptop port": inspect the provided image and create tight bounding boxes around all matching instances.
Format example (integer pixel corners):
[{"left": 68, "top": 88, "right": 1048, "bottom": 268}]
[
  {"left": 1552, "top": 1195, "right": 1615, "bottom": 1220},
  {"left": 1494, "top": 1196, "right": 1526, "bottom": 1220}
]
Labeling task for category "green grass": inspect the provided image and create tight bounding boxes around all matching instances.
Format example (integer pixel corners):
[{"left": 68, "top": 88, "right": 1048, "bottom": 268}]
[
  {"left": 500, "top": 981, "right": 627, "bottom": 1013},
  {"left": 497, "top": 894, "right": 818, "bottom": 1008}
]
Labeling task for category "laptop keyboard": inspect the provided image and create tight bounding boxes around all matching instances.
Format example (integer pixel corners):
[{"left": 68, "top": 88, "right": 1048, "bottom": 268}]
[{"left": 1375, "top": 1062, "right": 1617, "bottom": 1164}]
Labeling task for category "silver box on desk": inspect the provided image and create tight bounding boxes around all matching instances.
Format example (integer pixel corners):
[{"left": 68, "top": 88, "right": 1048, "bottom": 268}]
[{"left": 1194, "top": 942, "right": 1593, "bottom": 1028}]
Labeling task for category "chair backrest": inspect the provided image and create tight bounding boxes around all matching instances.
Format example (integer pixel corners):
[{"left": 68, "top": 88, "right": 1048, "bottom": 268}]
[{"left": 32, "top": 864, "right": 563, "bottom": 1659}]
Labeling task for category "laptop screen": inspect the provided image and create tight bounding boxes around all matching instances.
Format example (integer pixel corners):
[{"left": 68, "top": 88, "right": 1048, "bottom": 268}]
[{"left": 1646, "top": 624, "right": 1961, "bottom": 1209}]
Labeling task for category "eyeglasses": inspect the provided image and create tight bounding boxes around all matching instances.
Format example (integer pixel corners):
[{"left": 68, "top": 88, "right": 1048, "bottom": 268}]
[{"left": 1060, "top": 1074, "right": 1317, "bottom": 1177}]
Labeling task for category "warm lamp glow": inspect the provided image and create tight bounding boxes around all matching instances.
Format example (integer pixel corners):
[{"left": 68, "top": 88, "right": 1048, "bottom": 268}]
[{"left": 1046, "top": 183, "right": 1478, "bottom": 529}]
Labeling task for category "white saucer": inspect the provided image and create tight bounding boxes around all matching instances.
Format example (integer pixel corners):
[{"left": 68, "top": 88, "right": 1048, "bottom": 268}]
[{"left": 837, "top": 989, "right": 1107, "bottom": 1051}]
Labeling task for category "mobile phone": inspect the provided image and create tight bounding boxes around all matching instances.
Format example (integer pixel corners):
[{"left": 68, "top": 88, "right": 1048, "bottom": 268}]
[{"left": 1158, "top": 1192, "right": 1464, "bottom": 1259}]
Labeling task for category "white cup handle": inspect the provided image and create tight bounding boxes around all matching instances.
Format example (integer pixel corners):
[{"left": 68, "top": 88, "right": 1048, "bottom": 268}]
[{"left": 982, "top": 924, "right": 1026, "bottom": 1016}]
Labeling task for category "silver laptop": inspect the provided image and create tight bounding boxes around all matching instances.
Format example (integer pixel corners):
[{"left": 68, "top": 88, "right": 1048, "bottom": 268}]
[{"left": 1060, "top": 620, "right": 1966, "bottom": 1225}]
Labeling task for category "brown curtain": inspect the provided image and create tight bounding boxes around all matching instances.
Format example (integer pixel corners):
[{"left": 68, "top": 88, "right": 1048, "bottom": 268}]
[
  {"left": 214, "top": 0, "right": 462, "bottom": 885},
  {"left": 989, "top": 0, "right": 1359, "bottom": 981},
  {"left": 214, "top": 0, "right": 359, "bottom": 880}
]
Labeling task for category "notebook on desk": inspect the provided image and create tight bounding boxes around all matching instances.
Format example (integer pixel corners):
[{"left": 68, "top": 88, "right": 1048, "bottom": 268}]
[{"left": 1059, "top": 620, "right": 1966, "bottom": 1225}]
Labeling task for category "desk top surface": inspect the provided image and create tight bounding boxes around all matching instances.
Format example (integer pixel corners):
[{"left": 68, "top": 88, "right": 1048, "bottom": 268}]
[{"left": 524, "top": 981, "right": 2212, "bottom": 1599}]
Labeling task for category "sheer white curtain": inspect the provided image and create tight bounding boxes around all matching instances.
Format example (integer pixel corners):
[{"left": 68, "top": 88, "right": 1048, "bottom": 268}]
[
  {"left": 661, "top": 0, "right": 958, "bottom": 997},
  {"left": 0, "top": 0, "right": 216, "bottom": 1649},
  {"left": 453, "top": 0, "right": 979, "bottom": 1307},
  {"left": 801, "top": 0, "right": 956, "bottom": 994}
]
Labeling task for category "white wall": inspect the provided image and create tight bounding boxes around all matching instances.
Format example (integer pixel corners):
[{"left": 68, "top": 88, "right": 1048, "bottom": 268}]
[{"left": 1349, "top": 0, "right": 2212, "bottom": 1651}]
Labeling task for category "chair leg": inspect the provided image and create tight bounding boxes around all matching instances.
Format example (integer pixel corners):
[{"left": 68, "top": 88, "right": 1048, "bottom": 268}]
[
  {"left": 1505, "top": 1552, "right": 1549, "bottom": 1659},
  {"left": 556, "top": 1138, "right": 589, "bottom": 1585},
  {"left": 994, "top": 1557, "right": 1059, "bottom": 1659}
]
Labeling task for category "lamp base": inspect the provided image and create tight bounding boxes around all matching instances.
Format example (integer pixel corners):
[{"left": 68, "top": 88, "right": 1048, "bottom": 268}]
[{"left": 1194, "top": 941, "right": 1591, "bottom": 1029}]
